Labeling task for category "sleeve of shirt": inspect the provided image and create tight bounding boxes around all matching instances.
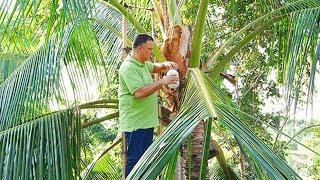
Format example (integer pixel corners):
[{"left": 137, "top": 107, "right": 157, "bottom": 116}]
[
  {"left": 122, "top": 68, "right": 144, "bottom": 94},
  {"left": 145, "top": 61, "right": 154, "bottom": 72}
]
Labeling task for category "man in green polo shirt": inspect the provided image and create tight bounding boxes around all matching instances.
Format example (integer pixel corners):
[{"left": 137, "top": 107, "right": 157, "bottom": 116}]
[{"left": 118, "top": 34, "right": 178, "bottom": 177}]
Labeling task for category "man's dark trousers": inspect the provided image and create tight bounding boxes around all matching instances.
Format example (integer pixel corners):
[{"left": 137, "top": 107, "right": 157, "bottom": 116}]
[{"left": 124, "top": 127, "right": 154, "bottom": 177}]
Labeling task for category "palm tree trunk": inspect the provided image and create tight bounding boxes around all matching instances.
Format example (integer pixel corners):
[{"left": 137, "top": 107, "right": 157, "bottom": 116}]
[
  {"left": 159, "top": 20, "right": 217, "bottom": 179},
  {"left": 155, "top": 0, "right": 219, "bottom": 177},
  {"left": 180, "top": 120, "right": 209, "bottom": 179}
]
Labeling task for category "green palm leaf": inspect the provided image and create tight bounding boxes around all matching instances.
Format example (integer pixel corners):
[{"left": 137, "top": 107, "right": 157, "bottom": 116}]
[
  {"left": 106, "top": 0, "right": 166, "bottom": 62},
  {"left": 81, "top": 138, "right": 122, "bottom": 180},
  {"left": 282, "top": 9, "right": 320, "bottom": 118},
  {"left": 0, "top": 1, "right": 128, "bottom": 178},
  {"left": 0, "top": 54, "right": 26, "bottom": 83},
  {"left": 191, "top": 68, "right": 301, "bottom": 179},
  {"left": 189, "top": 0, "right": 209, "bottom": 68},
  {"left": 127, "top": 68, "right": 302, "bottom": 179},
  {"left": 204, "top": 0, "right": 320, "bottom": 76},
  {"left": 0, "top": 108, "right": 81, "bottom": 179},
  {"left": 1, "top": 0, "right": 319, "bottom": 179}
]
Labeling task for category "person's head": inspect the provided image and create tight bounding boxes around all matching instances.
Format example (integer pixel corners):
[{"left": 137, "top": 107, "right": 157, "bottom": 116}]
[{"left": 132, "top": 34, "right": 154, "bottom": 62}]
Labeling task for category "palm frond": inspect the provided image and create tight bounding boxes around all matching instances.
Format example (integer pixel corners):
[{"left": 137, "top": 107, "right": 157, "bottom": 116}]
[
  {"left": 81, "top": 138, "right": 122, "bottom": 180},
  {"left": 0, "top": 2, "right": 131, "bottom": 177},
  {"left": 0, "top": 0, "right": 136, "bottom": 128},
  {"left": 167, "top": 0, "right": 182, "bottom": 26},
  {"left": 162, "top": 149, "right": 180, "bottom": 179},
  {"left": 127, "top": 68, "right": 303, "bottom": 179},
  {"left": 190, "top": 68, "right": 301, "bottom": 179},
  {"left": 204, "top": 0, "right": 320, "bottom": 75},
  {"left": 105, "top": 0, "right": 166, "bottom": 62},
  {"left": 0, "top": 108, "right": 81, "bottom": 179},
  {"left": 93, "top": 1, "right": 137, "bottom": 80},
  {"left": 0, "top": 54, "right": 26, "bottom": 83},
  {"left": 209, "top": 163, "right": 228, "bottom": 180},
  {"left": 201, "top": 0, "right": 320, "bottom": 137},
  {"left": 0, "top": 0, "right": 95, "bottom": 54},
  {"left": 282, "top": 9, "right": 320, "bottom": 121},
  {"left": 127, "top": 80, "right": 209, "bottom": 179},
  {"left": 189, "top": 0, "right": 209, "bottom": 68}
]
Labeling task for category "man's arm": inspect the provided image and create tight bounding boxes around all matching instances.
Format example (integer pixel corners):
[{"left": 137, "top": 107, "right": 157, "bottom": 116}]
[{"left": 133, "top": 75, "right": 178, "bottom": 99}]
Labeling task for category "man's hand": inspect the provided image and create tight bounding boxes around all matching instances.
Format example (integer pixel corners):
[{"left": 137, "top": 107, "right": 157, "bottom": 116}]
[
  {"left": 153, "top": 61, "right": 178, "bottom": 73},
  {"left": 133, "top": 74, "right": 179, "bottom": 99},
  {"left": 160, "top": 74, "right": 179, "bottom": 85},
  {"left": 161, "top": 61, "right": 178, "bottom": 70}
]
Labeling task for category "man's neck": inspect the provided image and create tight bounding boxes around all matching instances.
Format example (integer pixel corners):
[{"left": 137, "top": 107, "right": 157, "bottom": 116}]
[{"left": 131, "top": 51, "right": 144, "bottom": 64}]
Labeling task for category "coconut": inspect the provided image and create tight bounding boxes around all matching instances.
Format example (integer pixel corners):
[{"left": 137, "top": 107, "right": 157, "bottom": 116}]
[{"left": 166, "top": 69, "right": 179, "bottom": 89}]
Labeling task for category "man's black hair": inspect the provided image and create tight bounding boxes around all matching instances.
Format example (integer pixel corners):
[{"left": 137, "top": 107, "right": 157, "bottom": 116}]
[{"left": 133, "top": 34, "right": 154, "bottom": 49}]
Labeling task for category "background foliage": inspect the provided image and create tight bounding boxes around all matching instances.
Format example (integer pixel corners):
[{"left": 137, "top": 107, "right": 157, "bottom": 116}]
[{"left": 0, "top": 0, "right": 319, "bottom": 179}]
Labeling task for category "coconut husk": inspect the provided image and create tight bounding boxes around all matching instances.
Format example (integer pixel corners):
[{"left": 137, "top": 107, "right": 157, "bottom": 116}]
[{"left": 160, "top": 24, "right": 191, "bottom": 113}]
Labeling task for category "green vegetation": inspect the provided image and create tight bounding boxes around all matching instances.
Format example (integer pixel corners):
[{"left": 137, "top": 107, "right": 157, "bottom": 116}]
[{"left": 0, "top": 0, "right": 319, "bottom": 179}]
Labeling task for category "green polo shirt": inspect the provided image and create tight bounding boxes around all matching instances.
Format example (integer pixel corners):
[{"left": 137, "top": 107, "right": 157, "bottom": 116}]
[{"left": 118, "top": 55, "right": 159, "bottom": 132}]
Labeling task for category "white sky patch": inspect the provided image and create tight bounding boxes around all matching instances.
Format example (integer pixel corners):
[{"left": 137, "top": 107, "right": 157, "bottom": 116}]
[
  {"left": 258, "top": 44, "right": 267, "bottom": 54},
  {"left": 267, "top": 69, "right": 277, "bottom": 82},
  {"left": 224, "top": 65, "right": 320, "bottom": 123},
  {"left": 261, "top": 71, "right": 320, "bottom": 123},
  {"left": 209, "top": 5, "right": 226, "bottom": 26},
  {"left": 215, "top": 7, "right": 225, "bottom": 15},
  {"left": 0, "top": 0, "right": 16, "bottom": 14},
  {"left": 48, "top": 63, "right": 101, "bottom": 112}
]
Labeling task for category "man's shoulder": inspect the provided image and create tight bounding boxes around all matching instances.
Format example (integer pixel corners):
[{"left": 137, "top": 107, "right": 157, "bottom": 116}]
[
  {"left": 119, "top": 60, "right": 132, "bottom": 72},
  {"left": 120, "top": 58, "right": 140, "bottom": 72},
  {"left": 119, "top": 59, "right": 129, "bottom": 68}
]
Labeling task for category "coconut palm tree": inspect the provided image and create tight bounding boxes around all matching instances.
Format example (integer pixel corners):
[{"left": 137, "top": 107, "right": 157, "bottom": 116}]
[{"left": 0, "top": 0, "right": 319, "bottom": 179}]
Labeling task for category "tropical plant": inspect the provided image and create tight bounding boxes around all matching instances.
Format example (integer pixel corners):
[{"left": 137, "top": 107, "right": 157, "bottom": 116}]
[{"left": 0, "top": 0, "right": 319, "bottom": 179}]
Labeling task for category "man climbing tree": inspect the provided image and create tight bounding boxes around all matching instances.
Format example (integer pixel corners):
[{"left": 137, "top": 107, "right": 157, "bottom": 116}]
[{"left": 118, "top": 34, "right": 178, "bottom": 177}]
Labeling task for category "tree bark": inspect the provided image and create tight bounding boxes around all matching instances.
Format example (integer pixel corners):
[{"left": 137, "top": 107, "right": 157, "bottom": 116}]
[
  {"left": 159, "top": 22, "right": 216, "bottom": 179},
  {"left": 156, "top": 1, "right": 218, "bottom": 177},
  {"left": 180, "top": 120, "right": 209, "bottom": 179}
]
